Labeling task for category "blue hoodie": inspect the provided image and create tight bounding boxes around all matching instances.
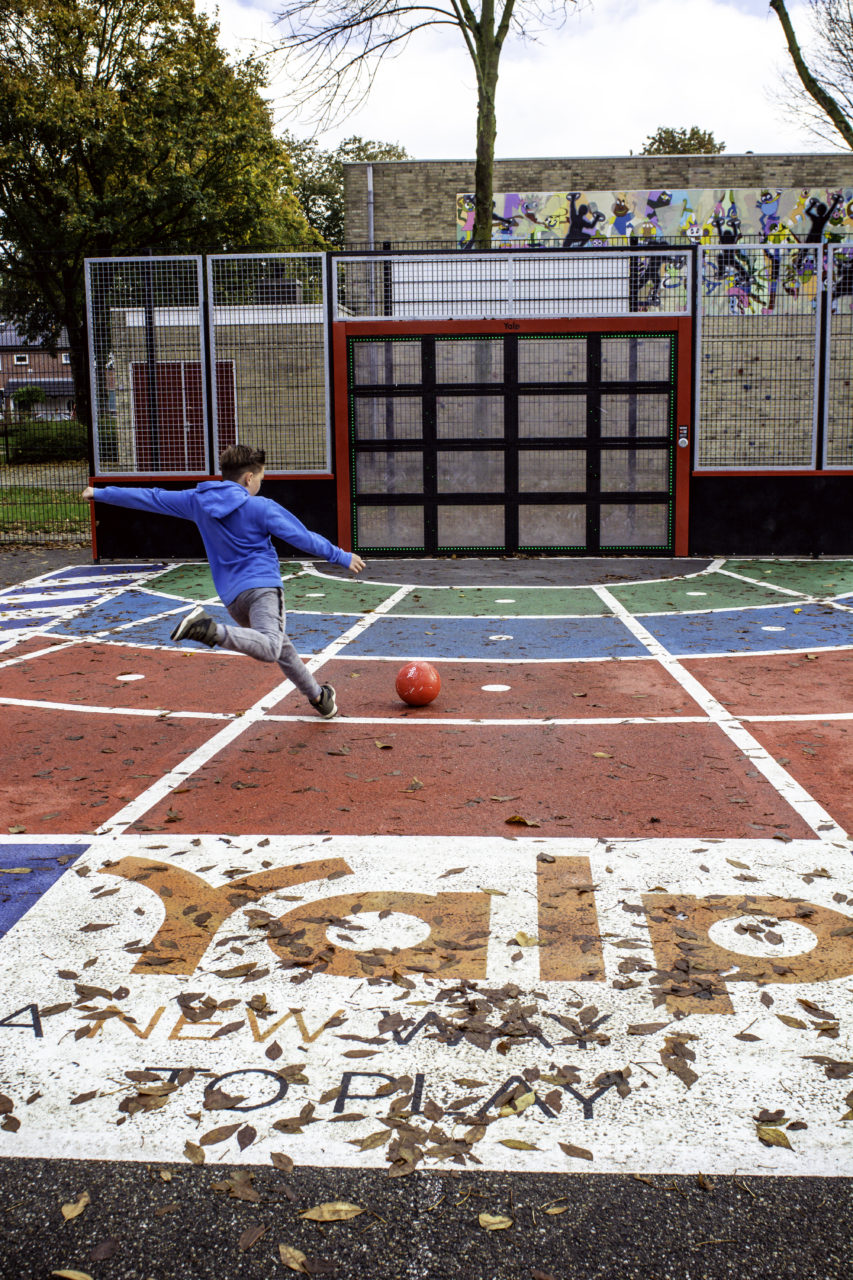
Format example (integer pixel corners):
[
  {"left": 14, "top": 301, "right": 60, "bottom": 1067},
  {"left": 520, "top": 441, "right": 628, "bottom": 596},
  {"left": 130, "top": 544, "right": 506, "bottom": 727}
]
[{"left": 93, "top": 481, "right": 352, "bottom": 606}]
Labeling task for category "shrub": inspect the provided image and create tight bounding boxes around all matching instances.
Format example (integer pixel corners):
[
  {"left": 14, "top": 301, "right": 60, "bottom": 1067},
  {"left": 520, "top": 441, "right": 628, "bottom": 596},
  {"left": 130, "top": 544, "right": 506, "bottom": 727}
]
[{"left": 9, "top": 419, "right": 89, "bottom": 463}]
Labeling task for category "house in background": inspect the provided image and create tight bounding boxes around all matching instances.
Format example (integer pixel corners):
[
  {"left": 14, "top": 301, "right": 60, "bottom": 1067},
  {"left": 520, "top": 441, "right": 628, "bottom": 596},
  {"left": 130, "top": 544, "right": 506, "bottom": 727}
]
[{"left": 0, "top": 321, "right": 75, "bottom": 420}]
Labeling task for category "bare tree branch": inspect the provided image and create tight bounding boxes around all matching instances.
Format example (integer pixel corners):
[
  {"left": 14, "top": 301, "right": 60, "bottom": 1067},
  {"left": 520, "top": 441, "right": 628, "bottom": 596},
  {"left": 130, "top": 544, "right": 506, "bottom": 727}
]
[
  {"left": 270, "top": 0, "right": 581, "bottom": 244},
  {"left": 770, "top": 0, "right": 853, "bottom": 148}
]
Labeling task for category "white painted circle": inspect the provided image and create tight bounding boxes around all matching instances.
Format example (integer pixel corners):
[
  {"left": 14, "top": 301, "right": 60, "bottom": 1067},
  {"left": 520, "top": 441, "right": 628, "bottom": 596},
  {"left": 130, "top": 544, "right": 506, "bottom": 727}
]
[
  {"left": 489, "top": 634, "right": 514, "bottom": 641},
  {"left": 482, "top": 684, "right": 512, "bottom": 692},
  {"left": 761, "top": 626, "right": 786, "bottom": 632},
  {"left": 116, "top": 674, "right": 145, "bottom": 682},
  {"left": 327, "top": 911, "right": 431, "bottom": 952},
  {"left": 685, "top": 591, "right": 707, "bottom": 596},
  {"left": 708, "top": 916, "right": 818, "bottom": 958}
]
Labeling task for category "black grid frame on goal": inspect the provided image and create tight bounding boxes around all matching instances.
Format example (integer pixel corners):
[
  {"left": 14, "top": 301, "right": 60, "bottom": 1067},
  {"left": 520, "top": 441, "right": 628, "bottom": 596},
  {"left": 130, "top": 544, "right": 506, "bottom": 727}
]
[{"left": 348, "top": 331, "right": 677, "bottom": 556}]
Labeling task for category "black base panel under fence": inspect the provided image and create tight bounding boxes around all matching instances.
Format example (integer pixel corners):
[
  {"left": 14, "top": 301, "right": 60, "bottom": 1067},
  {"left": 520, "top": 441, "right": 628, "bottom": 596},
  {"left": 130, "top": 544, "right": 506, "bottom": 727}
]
[
  {"left": 689, "top": 475, "right": 853, "bottom": 556},
  {"left": 91, "top": 478, "right": 339, "bottom": 561}
]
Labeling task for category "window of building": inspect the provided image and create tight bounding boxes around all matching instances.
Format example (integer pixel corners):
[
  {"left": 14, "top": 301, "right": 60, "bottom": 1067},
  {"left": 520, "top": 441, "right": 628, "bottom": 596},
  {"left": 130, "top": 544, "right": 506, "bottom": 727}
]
[{"left": 13, "top": 354, "right": 29, "bottom": 366}]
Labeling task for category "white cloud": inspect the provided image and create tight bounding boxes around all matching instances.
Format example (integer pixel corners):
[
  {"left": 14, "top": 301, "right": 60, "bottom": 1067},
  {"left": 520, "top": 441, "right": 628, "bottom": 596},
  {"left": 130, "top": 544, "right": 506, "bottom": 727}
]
[{"left": 200, "top": 0, "right": 836, "bottom": 157}]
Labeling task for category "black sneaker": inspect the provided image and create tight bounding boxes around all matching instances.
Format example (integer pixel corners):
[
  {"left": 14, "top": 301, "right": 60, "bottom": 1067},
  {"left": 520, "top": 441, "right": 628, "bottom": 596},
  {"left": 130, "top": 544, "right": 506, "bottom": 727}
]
[
  {"left": 310, "top": 684, "right": 338, "bottom": 719},
  {"left": 170, "top": 604, "right": 218, "bottom": 648}
]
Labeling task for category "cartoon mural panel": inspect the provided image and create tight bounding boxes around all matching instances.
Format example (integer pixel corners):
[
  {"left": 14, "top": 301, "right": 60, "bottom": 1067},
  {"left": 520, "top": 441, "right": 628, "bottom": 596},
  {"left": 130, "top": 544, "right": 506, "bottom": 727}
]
[{"left": 456, "top": 188, "right": 853, "bottom": 248}]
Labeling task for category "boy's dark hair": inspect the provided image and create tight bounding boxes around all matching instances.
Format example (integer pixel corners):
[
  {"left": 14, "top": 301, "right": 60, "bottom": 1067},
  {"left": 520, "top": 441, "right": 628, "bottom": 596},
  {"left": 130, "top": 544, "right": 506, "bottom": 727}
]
[{"left": 220, "top": 444, "right": 266, "bottom": 482}]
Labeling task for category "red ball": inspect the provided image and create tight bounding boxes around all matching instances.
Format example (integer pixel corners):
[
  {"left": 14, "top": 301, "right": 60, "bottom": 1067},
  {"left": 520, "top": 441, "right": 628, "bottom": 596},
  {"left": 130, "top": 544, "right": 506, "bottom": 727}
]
[{"left": 395, "top": 660, "right": 441, "bottom": 706}]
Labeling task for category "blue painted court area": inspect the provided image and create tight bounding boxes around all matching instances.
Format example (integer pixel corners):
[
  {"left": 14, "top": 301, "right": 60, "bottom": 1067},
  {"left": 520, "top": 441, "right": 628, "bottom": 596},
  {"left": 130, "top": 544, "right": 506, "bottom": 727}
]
[
  {"left": 0, "top": 844, "right": 87, "bottom": 940},
  {"left": 640, "top": 601, "right": 853, "bottom": 655},
  {"left": 49, "top": 590, "right": 360, "bottom": 652},
  {"left": 345, "top": 612, "right": 650, "bottom": 659}
]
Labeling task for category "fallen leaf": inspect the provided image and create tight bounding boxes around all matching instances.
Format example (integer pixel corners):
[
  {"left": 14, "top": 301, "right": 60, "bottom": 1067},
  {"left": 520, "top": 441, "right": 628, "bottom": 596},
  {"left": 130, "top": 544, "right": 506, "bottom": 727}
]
[
  {"left": 278, "top": 1244, "right": 309, "bottom": 1273},
  {"left": 51, "top": 1272, "right": 93, "bottom": 1280},
  {"left": 514, "top": 931, "right": 540, "bottom": 947},
  {"left": 558, "top": 1141, "right": 593, "bottom": 1161},
  {"left": 498, "top": 1139, "right": 539, "bottom": 1150},
  {"left": 592, "top": 752, "right": 612, "bottom": 759},
  {"left": 60, "top": 1191, "right": 90, "bottom": 1222},
  {"left": 506, "top": 815, "right": 541, "bottom": 827},
  {"left": 756, "top": 1125, "right": 793, "bottom": 1149},
  {"left": 237, "top": 1125, "right": 257, "bottom": 1151},
  {"left": 88, "top": 1238, "right": 118, "bottom": 1261},
  {"left": 478, "top": 1213, "right": 513, "bottom": 1231},
  {"left": 238, "top": 1224, "right": 268, "bottom": 1251},
  {"left": 776, "top": 1015, "right": 808, "bottom": 1029},
  {"left": 199, "top": 1123, "right": 241, "bottom": 1146},
  {"left": 0, "top": 867, "right": 31, "bottom": 875},
  {"left": 183, "top": 1140, "right": 205, "bottom": 1165},
  {"left": 299, "top": 1202, "right": 364, "bottom": 1222},
  {"left": 270, "top": 1151, "right": 294, "bottom": 1173}
]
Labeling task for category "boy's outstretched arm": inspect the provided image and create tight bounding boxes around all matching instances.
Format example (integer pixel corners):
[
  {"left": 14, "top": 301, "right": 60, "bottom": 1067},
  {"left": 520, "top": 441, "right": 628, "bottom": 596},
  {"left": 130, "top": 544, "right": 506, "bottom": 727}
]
[{"left": 80, "top": 484, "right": 197, "bottom": 519}]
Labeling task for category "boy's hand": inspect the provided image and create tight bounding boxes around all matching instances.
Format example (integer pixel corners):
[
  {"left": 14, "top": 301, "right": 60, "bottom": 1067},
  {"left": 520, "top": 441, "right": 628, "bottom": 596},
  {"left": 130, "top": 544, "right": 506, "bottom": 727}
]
[
  {"left": 81, "top": 486, "right": 95, "bottom": 500},
  {"left": 348, "top": 554, "right": 366, "bottom": 575}
]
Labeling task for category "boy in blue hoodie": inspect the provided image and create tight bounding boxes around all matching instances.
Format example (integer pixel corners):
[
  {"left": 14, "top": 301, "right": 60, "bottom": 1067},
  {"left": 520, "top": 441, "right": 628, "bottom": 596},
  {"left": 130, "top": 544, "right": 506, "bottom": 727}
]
[{"left": 82, "top": 444, "right": 365, "bottom": 719}]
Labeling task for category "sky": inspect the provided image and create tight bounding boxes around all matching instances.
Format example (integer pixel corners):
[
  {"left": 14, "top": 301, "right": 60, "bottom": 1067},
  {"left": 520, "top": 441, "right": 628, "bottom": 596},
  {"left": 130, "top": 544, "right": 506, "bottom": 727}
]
[{"left": 198, "top": 0, "right": 839, "bottom": 159}]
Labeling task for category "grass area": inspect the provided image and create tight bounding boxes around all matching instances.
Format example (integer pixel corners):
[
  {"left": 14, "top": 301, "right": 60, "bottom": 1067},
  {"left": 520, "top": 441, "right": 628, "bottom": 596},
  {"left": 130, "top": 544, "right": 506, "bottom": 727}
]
[{"left": 0, "top": 484, "right": 89, "bottom": 534}]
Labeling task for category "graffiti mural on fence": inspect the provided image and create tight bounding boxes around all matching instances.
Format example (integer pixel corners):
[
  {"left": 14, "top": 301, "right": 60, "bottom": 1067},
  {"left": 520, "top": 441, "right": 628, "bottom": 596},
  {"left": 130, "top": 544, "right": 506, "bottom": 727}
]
[{"left": 457, "top": 187, "right": 853, "bottom": 248}]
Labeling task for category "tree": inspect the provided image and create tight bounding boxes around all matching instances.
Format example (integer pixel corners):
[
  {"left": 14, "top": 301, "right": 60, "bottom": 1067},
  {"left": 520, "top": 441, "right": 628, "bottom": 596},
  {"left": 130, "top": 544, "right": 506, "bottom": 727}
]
[
  {"left": 639, "top": 126, "right": 725, "bottom": 155},
  {"left": 770, "top": 0, "right": 853, "bottom": 149},
  {"left": 0, "top": 0, "right": 319, "bottom": 427},
  {"left": 281, "top": 133, "right": 410, "bottom": 246},
  {"left": 270, "top": 1, "right": 581, "bottom": 249}
]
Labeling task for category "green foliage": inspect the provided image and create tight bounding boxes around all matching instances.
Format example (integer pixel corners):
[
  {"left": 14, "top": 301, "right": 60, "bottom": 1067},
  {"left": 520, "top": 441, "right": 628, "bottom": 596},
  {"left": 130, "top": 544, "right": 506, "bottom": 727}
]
[
  {"left": 4, "top": 419, "right": 88, "bottom": 464},
  {"left": 10, "top": 384, "right": 47, "bottom": 412},
  {"left": 639, "top": 126, "right": 725, "bottom": 155},
  {"left": 0, "top": 0, "right": 321, "bottom": 414},
  {"left": 282, "top": 133, "right": 409, "bottom": 246}
]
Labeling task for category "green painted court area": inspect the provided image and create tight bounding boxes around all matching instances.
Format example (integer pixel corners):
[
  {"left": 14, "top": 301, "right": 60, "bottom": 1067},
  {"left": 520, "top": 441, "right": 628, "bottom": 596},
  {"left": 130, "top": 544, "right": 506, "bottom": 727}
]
[
  {"left": 386, "top": 584, "right": 609, "bottom": 616},
  {"left": 723, "top": 560, "right": 853, "bottom": 597}
]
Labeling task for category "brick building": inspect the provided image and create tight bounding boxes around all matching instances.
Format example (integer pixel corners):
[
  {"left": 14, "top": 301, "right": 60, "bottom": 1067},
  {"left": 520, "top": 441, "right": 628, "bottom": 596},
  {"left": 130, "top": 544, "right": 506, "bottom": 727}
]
[{"left": 0, "top": 321, "right": 74, "bottom": 420}]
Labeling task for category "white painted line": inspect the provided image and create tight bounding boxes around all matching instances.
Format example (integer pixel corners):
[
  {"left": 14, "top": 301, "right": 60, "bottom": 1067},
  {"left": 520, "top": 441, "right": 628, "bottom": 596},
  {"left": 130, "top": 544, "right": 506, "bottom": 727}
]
[
  {"left": 264, "top": 713, "right": 711, "bottom": 728},
  {"left": 595, "top": 586, "right": 849, "bottom": 842},
  {"left": 94, "top": 583, "right": 414, "bottom": 837},
  {"left": 0, "top": 833, "right": 91, "bottom": 844},
  {"left": 0, "top": 590, "right": 104, "bottom": 604},
  {"left": 313, "top": 652, "right": 656, "bottom": 665},
  {"left": 0, "top": 696, "right": 232, "bottom": 721},
  {"left": 716, "top": 567, "right": 812, "bottom": 599}
]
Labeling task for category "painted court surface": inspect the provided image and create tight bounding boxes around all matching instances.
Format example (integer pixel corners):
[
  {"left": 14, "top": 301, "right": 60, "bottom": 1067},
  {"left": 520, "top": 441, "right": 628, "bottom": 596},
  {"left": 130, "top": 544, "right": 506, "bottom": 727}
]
[{"left": 0, "top": 557, "right": 852, "bottom": 1186}]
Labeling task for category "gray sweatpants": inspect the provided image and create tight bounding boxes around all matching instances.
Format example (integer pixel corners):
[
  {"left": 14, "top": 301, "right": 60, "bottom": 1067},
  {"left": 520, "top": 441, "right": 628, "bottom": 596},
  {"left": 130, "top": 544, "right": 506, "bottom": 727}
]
[{"left": 216, "top": 587, "right": 322, "bottom": 702}]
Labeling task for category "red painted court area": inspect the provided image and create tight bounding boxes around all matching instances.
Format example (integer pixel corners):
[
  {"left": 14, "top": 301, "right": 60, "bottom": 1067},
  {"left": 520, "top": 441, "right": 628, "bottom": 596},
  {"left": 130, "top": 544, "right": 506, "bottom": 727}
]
[
  {"left": 131, "top": 716, "right": 815, "bottom": 839},
  {"left": 268, "top": 656, "right": 703, "bottom": 720},
  {"left": 684, "top": 650, "right": 853, "bottom": 717},
  {"left": 0, "top": 627, "right": 838, "bottom": 840},
  {"left": 0, "top": 705, "right": 216, "bottom": 834}
]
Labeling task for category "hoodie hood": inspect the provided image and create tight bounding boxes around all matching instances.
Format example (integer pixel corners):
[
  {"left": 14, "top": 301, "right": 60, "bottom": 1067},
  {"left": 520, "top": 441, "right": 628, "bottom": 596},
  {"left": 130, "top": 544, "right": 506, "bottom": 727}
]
[{"left": 194, "top": 480, "right": 249, "bottom": 518}]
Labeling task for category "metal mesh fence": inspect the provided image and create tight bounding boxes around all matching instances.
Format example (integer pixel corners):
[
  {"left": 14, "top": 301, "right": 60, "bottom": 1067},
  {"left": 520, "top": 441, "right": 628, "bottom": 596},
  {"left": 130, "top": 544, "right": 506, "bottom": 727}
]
[
  {"left": 0, "top": 334, "right": 88, "bottom": 543},
  {"left": 85, "top": 257, "right": 207, "bottom": 474},
  {"left": 334, "top": 251, "right": 690, "bottom": 320},
  {"left": 207, "top": 254, "right": 330, "bottom": 472},
  {"left": 695, "top": 245, "right": 821, "bottom": 469},
  {"left": 825, "top": 245, "right": 853, "bottom": 468}
]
